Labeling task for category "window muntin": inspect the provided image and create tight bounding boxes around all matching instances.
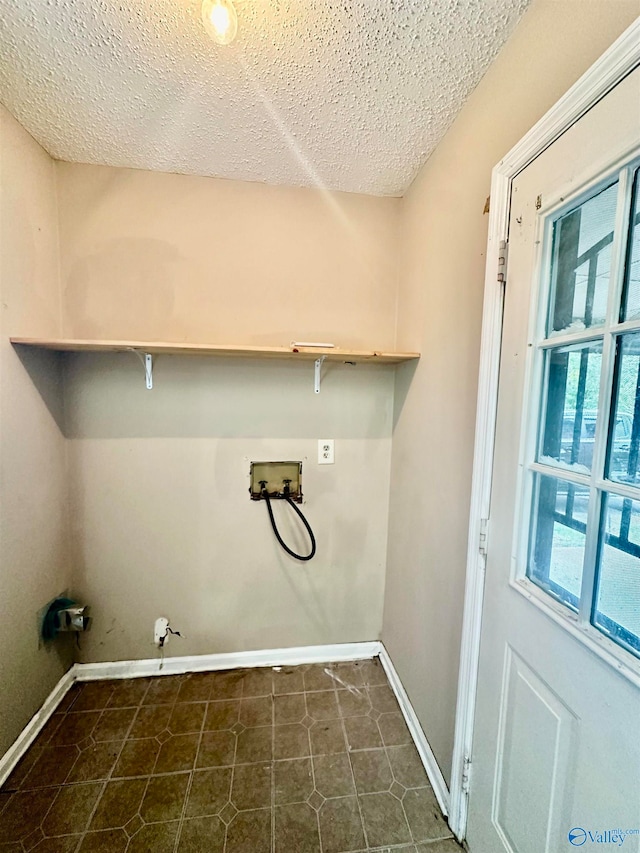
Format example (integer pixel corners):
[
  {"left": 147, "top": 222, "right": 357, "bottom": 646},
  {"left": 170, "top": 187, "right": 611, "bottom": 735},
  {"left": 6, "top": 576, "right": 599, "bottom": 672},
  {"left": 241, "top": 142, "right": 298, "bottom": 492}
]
[
  {"left": 525, "top": 163, "right": 640, "bottom": 663},
  {"left": 621, "top": 169, "right": 640, "bottom": 321}
]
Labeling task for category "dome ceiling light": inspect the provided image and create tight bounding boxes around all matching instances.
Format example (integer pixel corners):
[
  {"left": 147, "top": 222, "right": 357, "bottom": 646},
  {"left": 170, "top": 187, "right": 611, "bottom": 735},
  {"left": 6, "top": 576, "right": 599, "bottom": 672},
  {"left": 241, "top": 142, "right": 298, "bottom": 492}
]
[{"left": 201, "top": 0, "right": 238, "bottom": 45}]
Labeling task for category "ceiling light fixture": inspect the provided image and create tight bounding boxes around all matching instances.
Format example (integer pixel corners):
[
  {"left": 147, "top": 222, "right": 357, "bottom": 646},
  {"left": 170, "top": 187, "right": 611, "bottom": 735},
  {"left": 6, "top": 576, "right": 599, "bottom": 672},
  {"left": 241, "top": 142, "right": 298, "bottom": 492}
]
[{"left": 201, "top": 0, "right": 238, "bottom": 45}]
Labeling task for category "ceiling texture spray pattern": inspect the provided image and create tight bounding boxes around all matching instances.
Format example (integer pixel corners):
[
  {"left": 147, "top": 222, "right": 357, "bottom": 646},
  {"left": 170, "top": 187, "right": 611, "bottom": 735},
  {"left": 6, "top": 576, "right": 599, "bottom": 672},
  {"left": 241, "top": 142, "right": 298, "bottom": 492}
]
[{"left": 0, "top": 0, "right": 529, "bottom": 195}]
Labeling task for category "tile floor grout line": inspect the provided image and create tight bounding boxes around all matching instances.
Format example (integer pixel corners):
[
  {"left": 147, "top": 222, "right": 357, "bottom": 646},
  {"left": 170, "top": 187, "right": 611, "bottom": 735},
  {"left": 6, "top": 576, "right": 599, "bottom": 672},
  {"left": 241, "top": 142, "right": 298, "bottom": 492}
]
[
  {"left": 41, "top": 683, "right": 105, "bottom": 853},
  {"left": 325, "top": 671, "right": 345, "bottom": 853},
  {"left": 28, "top": 772, "right": 71, "bottom": 853},
  {"left": 123, "top": 675, "right": 169, "bottom": 852},
  {"left": 342, "top": 845, "right": 426, "bottom": 853},
  {"left": 93, "top": 766, "right": 202, "bottom": 781},
  {"left": 71, "top": 678, "right": 147, "bottom": 853},
  {"left": 399, "top": 794, "right": 418, "bottom": 848},
  {"left": 122, "top": 677, "right": 157, "bottom": 853},
  {"left": 270, "top": 671, "right": 276, "bottom": 853},
  {"left": 51, "top": 686, "right": 95, "bottom": 853},
  {"left": 170, "top": 675, "right": 211, "bottom": 853},
  {"left": 221, "top": 682, "right": 242, "bottom": 853},
  {"left": 392, "top": 743, "right": 419, "bottom": 847},
  {"left": 338, "top": 668, "right": 370, "bottom": 853},
  {"left": 372, "top": 703, "right": 386, "bottom": 756},
  {"left": 304, "top": 681, "right": 324, "bottom": 853},
  {"left": 385, "top": 740, "right": 420, "bottom": 847},
  {"left": 362, "top": 659, "right": 439, "bottom": 850},
  {"left": 383, "top": 727, "right": 454, "bottom": 849}
]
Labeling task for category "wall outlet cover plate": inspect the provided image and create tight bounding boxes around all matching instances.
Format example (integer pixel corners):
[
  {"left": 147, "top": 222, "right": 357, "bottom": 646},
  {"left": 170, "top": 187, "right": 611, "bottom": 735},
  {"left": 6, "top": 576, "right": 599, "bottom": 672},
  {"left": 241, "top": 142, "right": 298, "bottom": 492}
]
[{"left": 318, "top": 439, "right": 335, "bottom": 464}]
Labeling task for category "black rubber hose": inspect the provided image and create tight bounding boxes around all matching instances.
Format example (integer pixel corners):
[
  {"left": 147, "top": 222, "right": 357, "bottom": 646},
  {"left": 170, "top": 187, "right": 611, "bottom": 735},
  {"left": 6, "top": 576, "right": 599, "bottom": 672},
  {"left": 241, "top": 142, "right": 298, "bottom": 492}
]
[{"left": 262, "top": 488, "right": 316, "bottom": 561}]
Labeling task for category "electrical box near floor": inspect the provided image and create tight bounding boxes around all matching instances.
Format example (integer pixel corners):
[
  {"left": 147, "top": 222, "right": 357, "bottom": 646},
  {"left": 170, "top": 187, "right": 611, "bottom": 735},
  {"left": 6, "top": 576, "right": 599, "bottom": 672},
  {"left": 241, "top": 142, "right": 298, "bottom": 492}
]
[{"left": 250, "top": 461, "right": 302, "bottom": 503}]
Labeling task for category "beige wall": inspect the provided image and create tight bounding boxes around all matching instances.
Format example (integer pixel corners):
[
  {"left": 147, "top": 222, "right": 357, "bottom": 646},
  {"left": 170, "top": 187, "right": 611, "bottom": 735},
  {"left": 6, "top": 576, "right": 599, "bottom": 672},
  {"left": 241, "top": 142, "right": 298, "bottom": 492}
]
[
  {"left": 0, "top": 106, "right": 73, "bottom": 754},
  {"left": 65, "top": 357, "right": 393, "bottom": 661},
  {"left": 383, "top": 1, "right": 639, "bottom": 785},
  {"left": 54, "top": 166, "right": 400, "bottom": 662},
  {"left": 56, "top": 163, "right": 400, "bottom": 350}
]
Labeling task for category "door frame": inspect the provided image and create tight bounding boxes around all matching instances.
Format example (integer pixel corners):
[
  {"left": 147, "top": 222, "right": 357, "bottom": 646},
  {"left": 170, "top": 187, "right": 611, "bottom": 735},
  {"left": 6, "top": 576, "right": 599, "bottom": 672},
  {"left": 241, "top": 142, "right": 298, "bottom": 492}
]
[{"left": 449, "top": 18, "right": 640, "bottom": 842}]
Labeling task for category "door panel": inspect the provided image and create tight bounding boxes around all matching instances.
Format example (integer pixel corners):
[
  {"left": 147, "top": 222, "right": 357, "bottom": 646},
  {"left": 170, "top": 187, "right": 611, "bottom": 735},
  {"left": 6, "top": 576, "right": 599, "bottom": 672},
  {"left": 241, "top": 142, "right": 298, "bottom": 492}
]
[
  {"left": 467, "top": 68, "right": 640, "bottom": 853},
  {"left": 493, "top": 648, "right": 578, "bottom": 853}
]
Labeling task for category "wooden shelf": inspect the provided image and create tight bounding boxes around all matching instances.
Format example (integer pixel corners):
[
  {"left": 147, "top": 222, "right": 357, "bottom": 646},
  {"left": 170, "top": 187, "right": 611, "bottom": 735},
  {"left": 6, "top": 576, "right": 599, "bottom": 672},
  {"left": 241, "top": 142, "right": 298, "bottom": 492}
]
[{"left": 10, "top": 338, "right": 420, "bottom": 365}]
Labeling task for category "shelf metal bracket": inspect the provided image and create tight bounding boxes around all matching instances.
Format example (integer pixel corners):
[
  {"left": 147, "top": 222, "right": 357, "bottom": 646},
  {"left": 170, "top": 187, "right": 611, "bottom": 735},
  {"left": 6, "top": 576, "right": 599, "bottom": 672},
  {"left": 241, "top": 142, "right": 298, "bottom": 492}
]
[
  {"left": 128, "top": 348, "right": 153, "bottom": 389},
  {"left": 144, "top": 353, "right": 153, "bottom": 390},
  {"left": 314, "top": 356, "right": 326, "bottom": 394}
]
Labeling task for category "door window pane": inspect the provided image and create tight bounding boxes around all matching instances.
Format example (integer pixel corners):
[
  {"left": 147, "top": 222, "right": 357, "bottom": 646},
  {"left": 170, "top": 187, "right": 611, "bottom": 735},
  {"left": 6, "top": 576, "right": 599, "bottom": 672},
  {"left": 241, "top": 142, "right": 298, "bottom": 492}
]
[
  {"left": 528, "top": 474, "right": 589, "bottom": 610},
  {"left": 607, "top": 333, "right": 640, "bottom": 486},
  {"left": 525, "top": 161, "right": 640, "bottom": 665},
  {"left": 539, "top": 342, "right": 603, "bottom": 472},
  {"left": 592, "top": 493, "right": 640, "bottom": 657},
  {"left": 548, "top": 182, "right": 618, "bottom": 335},
  {"left": 621, "top": 169, "right": 640, "bottom": 321}
]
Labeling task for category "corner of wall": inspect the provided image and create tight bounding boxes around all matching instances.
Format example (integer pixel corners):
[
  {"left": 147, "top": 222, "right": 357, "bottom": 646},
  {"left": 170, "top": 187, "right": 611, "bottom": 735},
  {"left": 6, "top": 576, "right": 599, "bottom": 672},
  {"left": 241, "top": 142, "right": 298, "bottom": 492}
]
[{"left": 0, "top": 107, "right": 75, "bottom": 756}]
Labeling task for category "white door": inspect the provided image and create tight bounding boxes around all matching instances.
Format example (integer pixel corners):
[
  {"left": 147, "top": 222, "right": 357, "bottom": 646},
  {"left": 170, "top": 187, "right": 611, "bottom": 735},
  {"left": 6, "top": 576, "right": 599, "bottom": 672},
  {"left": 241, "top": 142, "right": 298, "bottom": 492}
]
[{"left": 467, "top": 68, "right": 640, "bottom": 853}]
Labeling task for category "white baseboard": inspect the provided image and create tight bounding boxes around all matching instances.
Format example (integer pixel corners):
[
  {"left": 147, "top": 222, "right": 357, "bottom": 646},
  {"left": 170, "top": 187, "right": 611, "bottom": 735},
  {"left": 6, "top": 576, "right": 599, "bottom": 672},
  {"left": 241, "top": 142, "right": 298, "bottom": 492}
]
[
  {"left": 378, "top": 644, "right": 451, "bottom": 818},
  {"left": 0, "top": 668, "right": 75, "bottom": 789},
  {"left": 1, "top": 639, "right": 452, "bottom": 826},
  {"left": 72, "top": 641, "right": 381, "bottom": 681}
]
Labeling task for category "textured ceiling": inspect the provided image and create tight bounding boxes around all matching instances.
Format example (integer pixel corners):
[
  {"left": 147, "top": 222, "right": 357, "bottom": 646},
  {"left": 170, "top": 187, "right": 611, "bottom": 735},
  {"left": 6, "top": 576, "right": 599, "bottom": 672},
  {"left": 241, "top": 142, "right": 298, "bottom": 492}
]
[{"left": 0, "top": 0, "right": 529, "bottom": 195}]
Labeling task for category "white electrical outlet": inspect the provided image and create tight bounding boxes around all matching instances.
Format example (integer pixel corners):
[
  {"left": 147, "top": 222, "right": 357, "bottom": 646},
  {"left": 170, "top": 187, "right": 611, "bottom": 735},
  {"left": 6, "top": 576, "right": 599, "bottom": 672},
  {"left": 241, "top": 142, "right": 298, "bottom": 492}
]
[
  {"left": 318, "top": 439, "right": 335, "bottom": 464},
  {"left": 154, "top": 617, "right": 169, "bottom": 647}
]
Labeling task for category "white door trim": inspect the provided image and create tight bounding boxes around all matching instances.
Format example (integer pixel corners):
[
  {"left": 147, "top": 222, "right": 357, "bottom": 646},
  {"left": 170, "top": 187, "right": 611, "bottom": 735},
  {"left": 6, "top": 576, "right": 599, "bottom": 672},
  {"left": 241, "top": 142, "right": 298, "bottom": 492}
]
[{"left": 449, "top": 17, "right": 640, "bottom": 842}]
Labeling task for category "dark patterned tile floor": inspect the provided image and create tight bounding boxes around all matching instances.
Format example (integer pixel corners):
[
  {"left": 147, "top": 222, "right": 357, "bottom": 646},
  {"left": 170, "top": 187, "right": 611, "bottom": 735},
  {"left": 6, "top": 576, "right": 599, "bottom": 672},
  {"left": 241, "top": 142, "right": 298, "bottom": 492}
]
[{"left": 0, "top": 658, "right": 463, "bottom": 852}]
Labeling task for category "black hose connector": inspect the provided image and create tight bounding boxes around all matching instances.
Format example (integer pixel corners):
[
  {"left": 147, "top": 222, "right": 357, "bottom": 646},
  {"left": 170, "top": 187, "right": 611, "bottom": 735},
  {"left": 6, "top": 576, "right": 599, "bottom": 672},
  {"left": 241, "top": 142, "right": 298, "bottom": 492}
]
[{"left": 261, "top": 485, "right": 316, "bottom": 561}]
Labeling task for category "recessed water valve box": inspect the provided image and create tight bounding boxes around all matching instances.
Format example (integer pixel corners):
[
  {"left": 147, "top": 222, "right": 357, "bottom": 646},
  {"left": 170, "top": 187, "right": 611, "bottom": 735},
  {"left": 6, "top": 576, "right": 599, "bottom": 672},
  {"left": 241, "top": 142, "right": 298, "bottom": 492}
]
[{"left": 250, "top": 461, "right": 302, "bottom": 502}]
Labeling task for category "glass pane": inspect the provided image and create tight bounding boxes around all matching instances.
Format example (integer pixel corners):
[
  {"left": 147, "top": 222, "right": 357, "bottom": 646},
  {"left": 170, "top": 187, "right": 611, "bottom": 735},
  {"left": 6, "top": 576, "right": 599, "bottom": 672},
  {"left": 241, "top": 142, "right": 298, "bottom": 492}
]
[
  {"left": 539, "top": 341, "right": 603, "bottom": 473},
  {"left": 528, "top": 474, "right": 589, "bottom": 610},
  {"left": 622, "top": 168, "right": 640, "bottom": 321},
  {"left": 607, "top": 333, "right": 640, "bottom": 486},
  {"left": 548, "top": 182, "right": 618, "bottom": 335},
  {"left": 593, "top": 493, "right": 640, "bottom": 657}
]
